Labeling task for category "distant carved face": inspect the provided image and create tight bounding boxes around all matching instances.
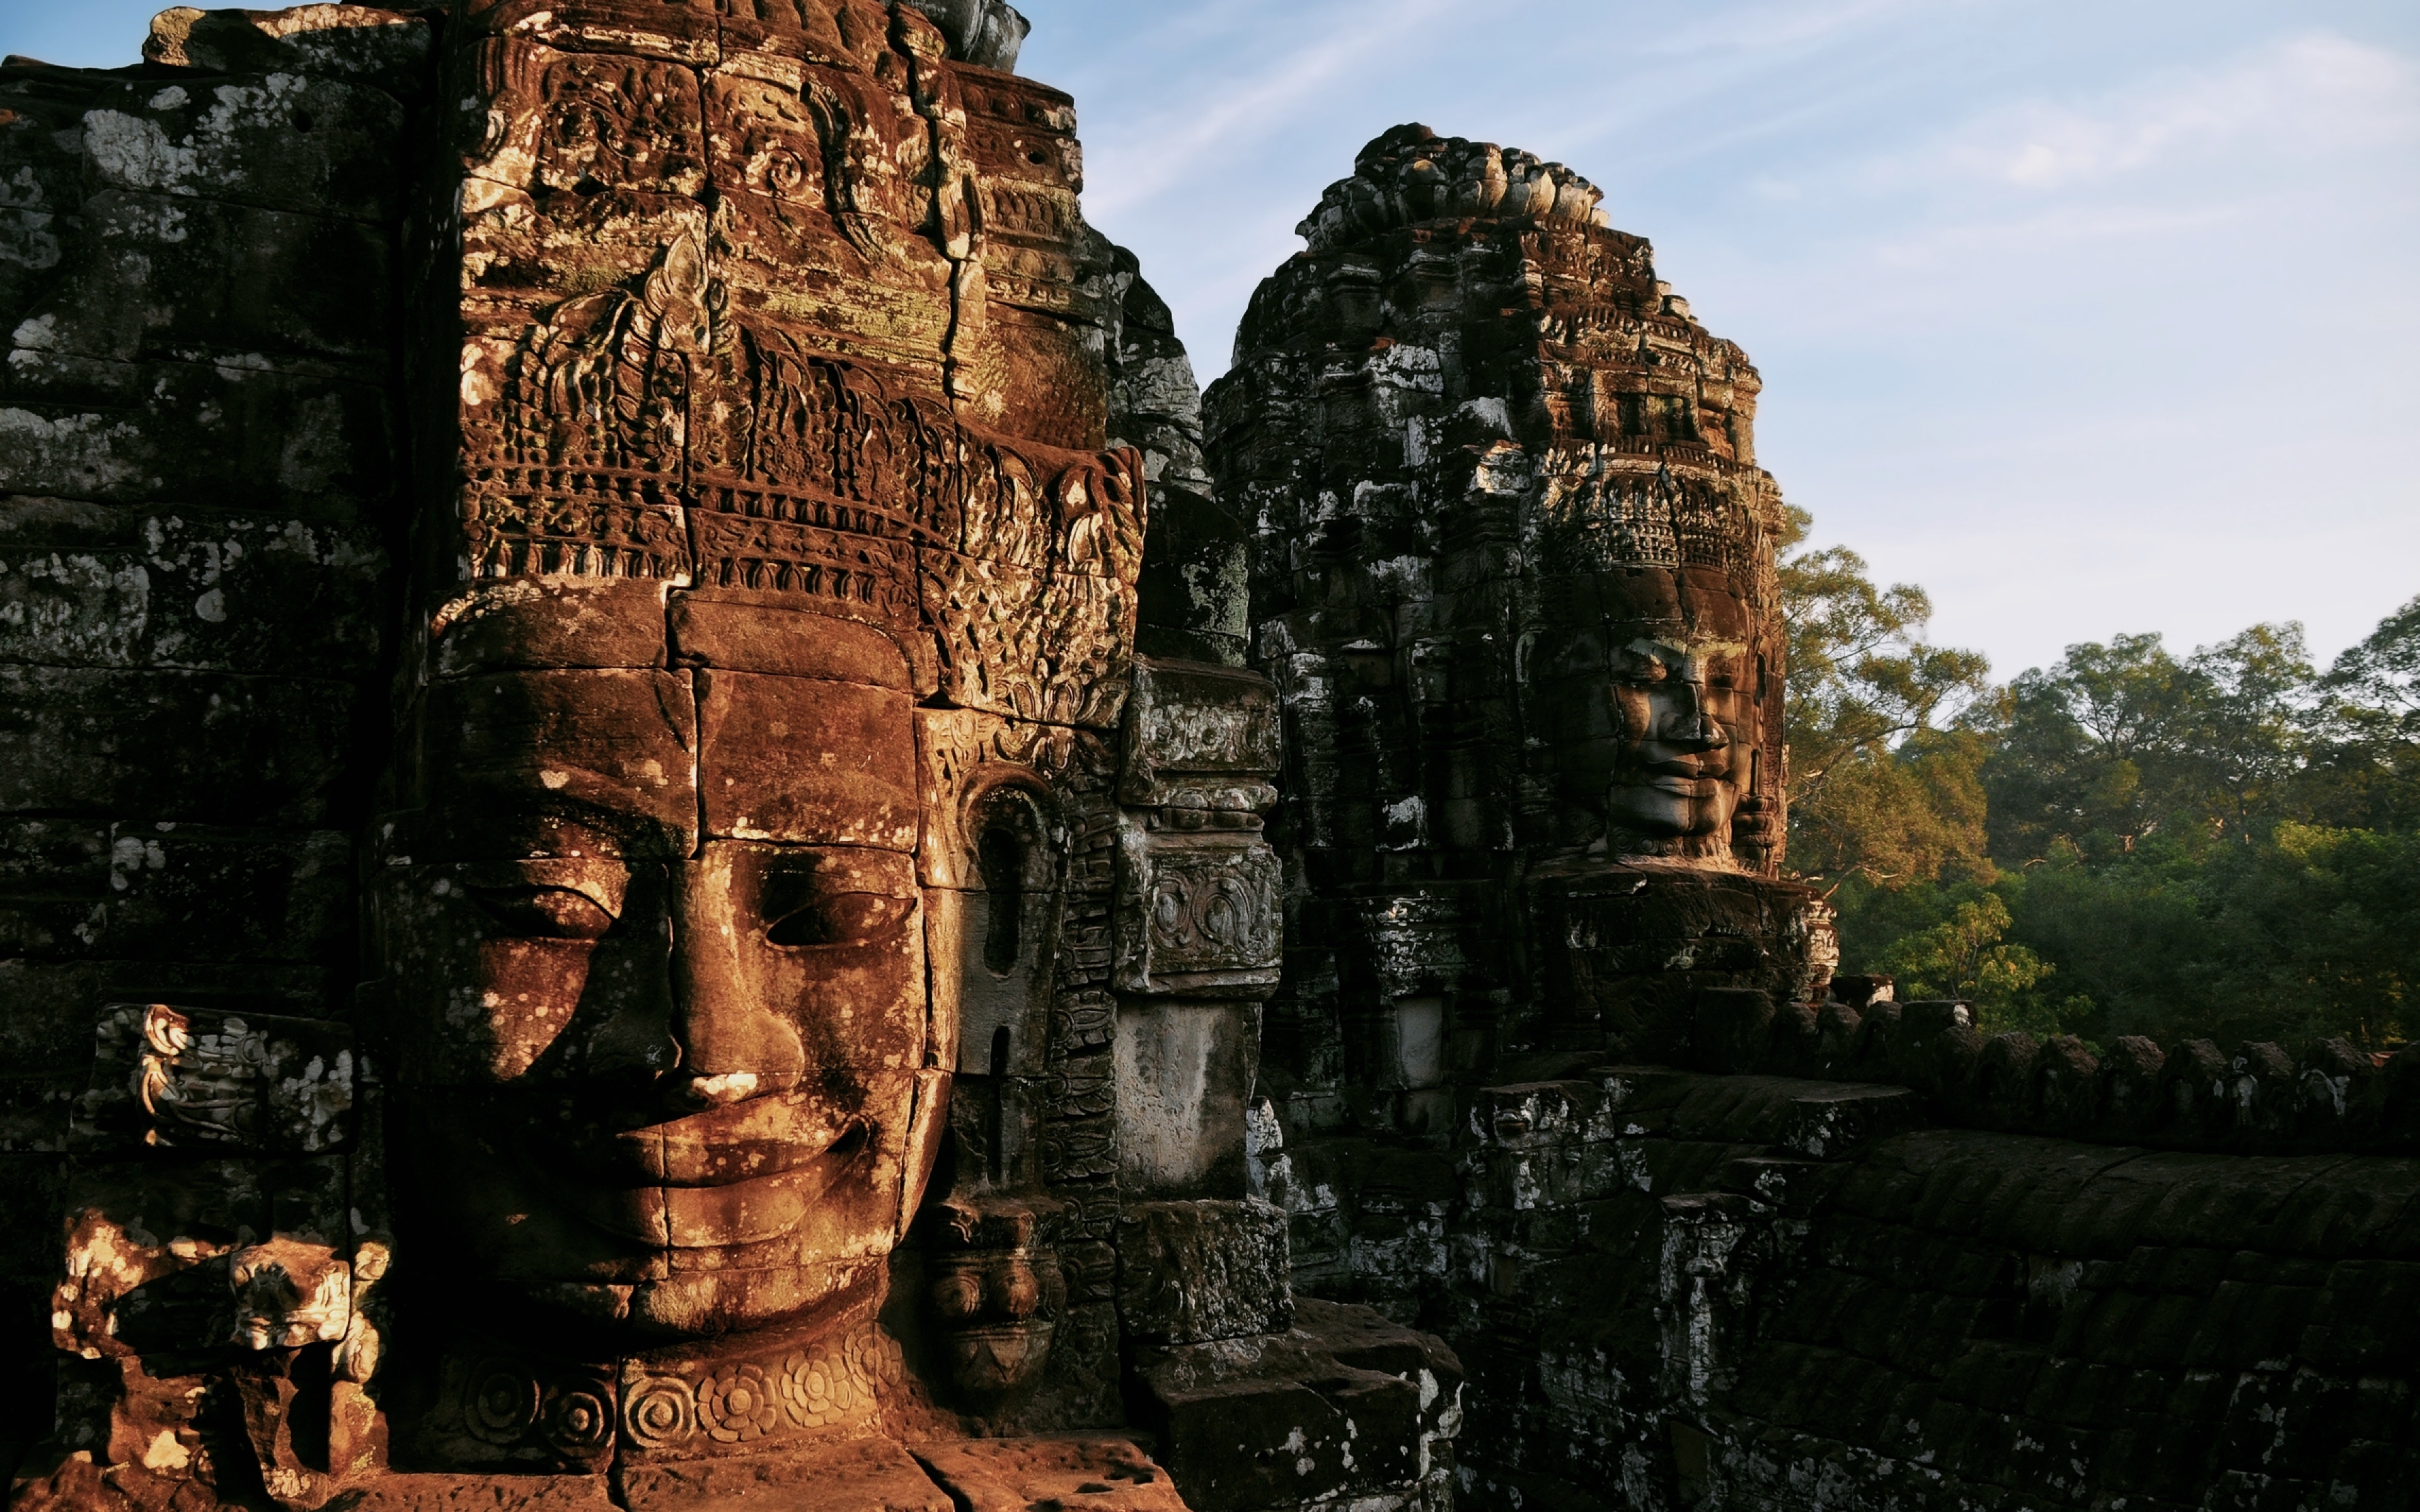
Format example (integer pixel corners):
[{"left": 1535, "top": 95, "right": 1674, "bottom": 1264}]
[
  {"left": 1531, "top": 568, "right": 1765, "bottom": 864},
  {"left": 384, "top": 609, "right": 943, "bottom": 1343}
]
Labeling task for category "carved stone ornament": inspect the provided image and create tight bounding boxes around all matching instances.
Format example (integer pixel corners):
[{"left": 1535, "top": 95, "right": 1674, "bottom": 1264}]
[{"left": 73, "top": 1003, "right": 356, "bottom": 1155}]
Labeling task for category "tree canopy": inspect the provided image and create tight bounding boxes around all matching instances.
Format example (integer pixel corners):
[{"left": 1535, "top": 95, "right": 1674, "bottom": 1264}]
[{"left": 1782, "top": 518, "right": 2419, "bottom": 1053}]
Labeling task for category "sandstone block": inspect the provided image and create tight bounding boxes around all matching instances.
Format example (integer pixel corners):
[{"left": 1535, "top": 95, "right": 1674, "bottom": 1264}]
[
  {"left": 1112, "top": 827, "right": 1281, "bottom": 997},
  {"left": 75, "top": 71, "right": 407, "bottom": 221},
  {"left": 913, "top": 1436, "right": 1187, "bottom": 1512},
  {"left": 19, "top": 189, "right": 394, "bottom": 370},
  {"left": 1133, "top": 1298, "right": 1461, "bottom": 1512},
  {"left": 1114, "top": 1000, "right": 1260, "bottom": 1199},
  {"left": 142, "top": 7, "right": 435, "bottom": 86},
  {"left": 97, "top": 824, "right": 353, "bottom": 965},
  {"left": 0, "top": 354, "right": 395, "bottom": 518},
  {"left": 1115, "top": 1198, "right": 1292, "bottom": 1345},
  {"left": 0, "top": 500, "right": 383, "bottom": 677},
  {"left": 618, "top": 1436, "right": 951, "bottom": 1512}
]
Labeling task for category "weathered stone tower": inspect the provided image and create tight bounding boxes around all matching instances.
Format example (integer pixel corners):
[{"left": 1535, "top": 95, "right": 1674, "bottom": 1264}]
[{"left": 1211, "top": 123, "right": 1833, "bottom": 1134}]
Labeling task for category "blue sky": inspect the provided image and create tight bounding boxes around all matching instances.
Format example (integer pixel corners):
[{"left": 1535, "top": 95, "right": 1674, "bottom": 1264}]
[{"left": 9, "top": 0, "right": 2417, "bottom": 681}]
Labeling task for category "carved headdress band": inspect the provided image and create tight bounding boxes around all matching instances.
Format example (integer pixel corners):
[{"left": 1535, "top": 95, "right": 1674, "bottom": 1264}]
[
  {"left": 454, "top": 231, "right": 1144, "bottom": 725},
  {"left": 1526, "top": 463, "right": 1780, "bottom": 614}
]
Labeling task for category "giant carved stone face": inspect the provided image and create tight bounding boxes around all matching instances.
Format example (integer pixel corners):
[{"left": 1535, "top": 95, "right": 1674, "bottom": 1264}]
[
  {"left": 386, "top": 609, "right": 946, "bottom": 1344},
  {"left": 1530, "top": 565, "right": 1766, "bottom": 867}
]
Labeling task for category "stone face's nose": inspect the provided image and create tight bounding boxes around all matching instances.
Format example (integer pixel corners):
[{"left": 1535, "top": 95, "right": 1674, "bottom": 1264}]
[
  {"left": 1657, "top": 676, "right": 1729, "bottom": 750},
  {"left": 671, "top": 1070, "right": 761, "bottom": 1109},
  {"left": 668, "top": 854, "right": 805, "bottom": 1106}
]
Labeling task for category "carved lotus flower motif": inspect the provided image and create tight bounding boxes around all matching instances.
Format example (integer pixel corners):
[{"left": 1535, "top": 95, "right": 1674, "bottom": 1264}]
[
  {"left": 778, "top": 1343, "right": 859, "bottom": 1428},
  {"left": 700, "top": 1363, "right": 782, "bottom": 1443}
]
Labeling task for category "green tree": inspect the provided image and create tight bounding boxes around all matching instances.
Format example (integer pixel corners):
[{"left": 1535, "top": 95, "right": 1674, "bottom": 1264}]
[
  {"left": 2324, "top": 593, "right": 2420, "bottom": 736},
  {"left": 1978, "top": 625, "right": 2318, "bottom": 858},
  {"left": 1871, "top": 891, "right": 2075, "bottom": 1036},
  {"left": 2175, "top": 623, "right": 2316, "bottom": 841},
  {"left": 1979, "top": 633, "right": 2192, "bottom": 861},
  {"left": 1778, "top": 508, "right": 1993, "bottom": 888},
  {"left": 2305, "top": 595, "right": 2420, "bottom": 830}
]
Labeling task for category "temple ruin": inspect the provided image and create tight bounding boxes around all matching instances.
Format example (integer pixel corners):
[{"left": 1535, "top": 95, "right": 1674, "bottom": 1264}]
[{"left": 0, "top": 7, "right": 2413, "bottom": 1511}]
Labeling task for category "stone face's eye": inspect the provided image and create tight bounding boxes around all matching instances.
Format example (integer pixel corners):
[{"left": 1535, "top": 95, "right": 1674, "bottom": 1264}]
[
  {"left": 469, "top": 886, "right": 615, "bottom": 941},
  {"left": 764, "top": 893, "right": 913, "bottom": 949}
]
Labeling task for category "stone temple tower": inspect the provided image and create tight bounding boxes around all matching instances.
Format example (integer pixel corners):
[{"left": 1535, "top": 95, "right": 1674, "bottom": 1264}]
[{"left": 1209, "top": 123, "right": 1835, "bottom": 1264}]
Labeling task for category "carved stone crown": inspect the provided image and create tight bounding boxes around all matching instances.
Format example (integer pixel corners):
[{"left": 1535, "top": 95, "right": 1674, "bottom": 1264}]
[
  {"left": 1298, "top": 123, "right": 1611, "bottom": 254},
  {"left": 456, "top": 229, "right": 1144, "bottom": 725},
  {"left": 1528, "top": 465, "right": 1780, "bottom": 613}
]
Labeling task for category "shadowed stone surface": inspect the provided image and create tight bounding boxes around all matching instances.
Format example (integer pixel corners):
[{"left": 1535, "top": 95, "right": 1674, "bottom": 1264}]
[{"left": 1209, "top": 125, "right": 2420, "bottom": 1512}]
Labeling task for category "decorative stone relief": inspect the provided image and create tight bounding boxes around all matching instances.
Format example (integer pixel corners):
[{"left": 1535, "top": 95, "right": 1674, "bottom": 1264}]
[
  {"left": 74, "top": 1003, "right": 355, "bottom": 1154},
  {"left": 1112, "top": 830, "right": 1282, "bottom": 996}
]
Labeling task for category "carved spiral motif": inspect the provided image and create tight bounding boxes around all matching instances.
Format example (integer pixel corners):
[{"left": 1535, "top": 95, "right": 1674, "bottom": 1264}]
[
  {"left": 541, "top": 1383, "right": 613, "bottom": 1457},
  {"left": 699, "top": 1363, "right": 783, "bottom": 1445},
  {"left": 759, "top": 146, "right": 809, "bottom": 198},
  {"left": 620, "top": 1376, "right": 694, "bottom": 1452},
  {"left": 464, "top": 1362, "right": 541, "bottom": 1444}
]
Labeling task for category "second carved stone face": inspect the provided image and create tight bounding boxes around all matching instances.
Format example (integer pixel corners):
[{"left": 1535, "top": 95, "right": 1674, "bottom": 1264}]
[
  {"left": 1530, "top": 567, "right": 1766, "bottom": 865},
  {"left": 385, "top": 613, "right": 945, "bottom": 1343}
]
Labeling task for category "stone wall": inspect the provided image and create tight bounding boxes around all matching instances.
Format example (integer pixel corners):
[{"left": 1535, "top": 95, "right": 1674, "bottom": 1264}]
[
  {"left": 0, "top": 11, "right": 432, "bottom": 1482},
  {"left": 1429, "top": 1061, "right": 2420, "bottom": 1511}
]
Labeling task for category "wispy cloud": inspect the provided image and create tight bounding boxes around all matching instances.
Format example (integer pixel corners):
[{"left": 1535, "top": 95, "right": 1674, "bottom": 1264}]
[
  {"left": 1886, "top": 32, "right": 2420, "bottom": 193},
  {"left": 1641, "top": 0, "right": 1984, "bottom": 59},
  {"left": 1076, "top": 0, "right": 1460, "bottom": 219}
]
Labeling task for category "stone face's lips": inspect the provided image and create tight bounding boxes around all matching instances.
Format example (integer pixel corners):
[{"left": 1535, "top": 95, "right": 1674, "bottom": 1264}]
[
  {"left": 563, "top": 1123, "right": 873, "bottom": 1248},
  {"left": 1636, "top": 753, "right": 1732, "bottom": 787},
  {"left": 546, "top": 1096, "right": 867, "bottom": 1186},
  {"left": 637, "top": 1098, "right": 861, "bottom": 1186},
  {"left": 1640, "top": 777, "right": 1723, "bottom": 799}
]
